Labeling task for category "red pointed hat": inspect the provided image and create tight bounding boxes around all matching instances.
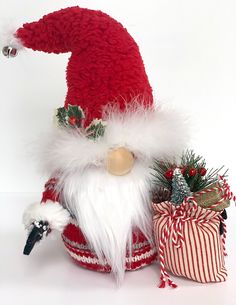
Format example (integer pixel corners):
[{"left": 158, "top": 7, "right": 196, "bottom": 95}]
[
  {"left": 12, "top": 6, "right": 153, "bottom": 125},
  {"left": 3, "top": 6, "right": 189, "bottom": 164}
]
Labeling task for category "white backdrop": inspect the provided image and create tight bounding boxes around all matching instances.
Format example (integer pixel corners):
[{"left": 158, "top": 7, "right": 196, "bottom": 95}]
[{"left": 0, "top": 1, "right": 236, "bottom": 305}]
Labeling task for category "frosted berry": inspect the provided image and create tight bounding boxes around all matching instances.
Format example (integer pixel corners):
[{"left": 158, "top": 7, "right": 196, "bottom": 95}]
[
  {"left": 189, "top": 168, "right": 197, "bottom": 177},
  {"left": 179, "top": 167, "right": 186, "bottom": 175},
  {"left": 165, "top": 169, "right": 174, "bottom": 179}
]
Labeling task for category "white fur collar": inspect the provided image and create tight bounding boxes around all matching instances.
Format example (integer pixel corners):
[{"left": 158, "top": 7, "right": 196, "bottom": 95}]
[{"left": 40, "top": 104, "right": 189, "bottom": 175}]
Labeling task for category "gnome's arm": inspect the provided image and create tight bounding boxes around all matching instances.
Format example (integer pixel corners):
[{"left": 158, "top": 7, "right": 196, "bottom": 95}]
[{"left": 23, "top": 178, "right": 71, "bottom": 244}]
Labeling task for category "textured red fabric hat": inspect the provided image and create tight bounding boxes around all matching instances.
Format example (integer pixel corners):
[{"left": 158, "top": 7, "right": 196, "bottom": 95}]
[
  {"left": 12, "top": 6, "right": 153, "bottom": 125},
  {"left": 2, "top": 5, "right": 190, "bottom": 189}
]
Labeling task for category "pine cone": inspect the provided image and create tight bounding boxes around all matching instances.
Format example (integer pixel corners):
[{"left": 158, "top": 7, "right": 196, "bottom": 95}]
[{"left": 152, "top": 187, "right": 171, "bottom": 204}]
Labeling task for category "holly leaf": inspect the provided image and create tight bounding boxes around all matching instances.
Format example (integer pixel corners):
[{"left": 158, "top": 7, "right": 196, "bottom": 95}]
[
  {"left": 86, "top": 119, "right": 106, "bottom": 140},
  {"left": 56, "top": 107, "right": 68, "bottom": 127},
  {"left": 67, "top": 105, "right": 85, "bottom": 120},
  {"left": 56, "top": 105, "right": 85, "bottom": 128}
]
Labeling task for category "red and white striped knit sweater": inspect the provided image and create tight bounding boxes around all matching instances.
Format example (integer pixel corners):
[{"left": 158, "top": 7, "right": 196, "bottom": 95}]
[{"left": 25, "top": 177, "right": 157, "bottom": 272}]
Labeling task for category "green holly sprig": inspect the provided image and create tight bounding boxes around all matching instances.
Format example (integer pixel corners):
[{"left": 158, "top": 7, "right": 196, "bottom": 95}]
[
  {"left": 86, "top": 119, "right": 107, "bottom": 141},
  {"left": 56, "top": 105, "right": 106, "bottom": 141},
  {"left": 56, "top": 105, "right": 85, "bottom": 128}
]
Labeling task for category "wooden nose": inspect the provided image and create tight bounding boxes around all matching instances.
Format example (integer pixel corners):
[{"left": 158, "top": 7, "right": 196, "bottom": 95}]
[{"left": 106, "top": 147, "right": 135, "bottom": 176}]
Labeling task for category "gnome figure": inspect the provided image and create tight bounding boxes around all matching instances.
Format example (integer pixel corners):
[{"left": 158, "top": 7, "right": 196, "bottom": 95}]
[{"left": 2, "top": 6, "right": 189, "bottom": 282}]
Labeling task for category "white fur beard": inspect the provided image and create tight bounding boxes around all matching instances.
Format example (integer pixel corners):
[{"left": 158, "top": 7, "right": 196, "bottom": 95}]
[{"left": 59, "top": 162, "right": 153, "bottom": 283}]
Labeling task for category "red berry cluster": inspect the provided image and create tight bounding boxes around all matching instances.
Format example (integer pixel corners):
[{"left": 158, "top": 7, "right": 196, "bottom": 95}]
[{"left": 164, "top": 167, "right": 207, "bottom": 179}]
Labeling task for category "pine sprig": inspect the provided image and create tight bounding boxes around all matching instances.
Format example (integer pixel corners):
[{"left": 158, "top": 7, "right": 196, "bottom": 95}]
[
  {"left": 181, "top": 150, "right": 227, "bottom": 192},
  {"left": 181, "top": 150, "right": 206, "bottom": 190},
  {"left": 181, "top": 150, "right": 205, "bottom": 168},
  {"left": 197, "top": 166, "right": 228, "bottom": 191},
  {"left": 151, "top": 150, "right": 228, "bottom": 194},
  {"left": 151, "top": 159, "right": 176, "bottom": 190}
]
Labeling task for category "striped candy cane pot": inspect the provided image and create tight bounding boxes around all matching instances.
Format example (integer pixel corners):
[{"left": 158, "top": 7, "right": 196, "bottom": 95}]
[{"left": 62, "top": 223, "right": 157, "bottom": 272}]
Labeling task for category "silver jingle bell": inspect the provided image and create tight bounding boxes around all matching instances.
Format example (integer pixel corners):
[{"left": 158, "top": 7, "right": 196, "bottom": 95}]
[{"left": 2, "top": 46, "right": 18, "bottom": 58}]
